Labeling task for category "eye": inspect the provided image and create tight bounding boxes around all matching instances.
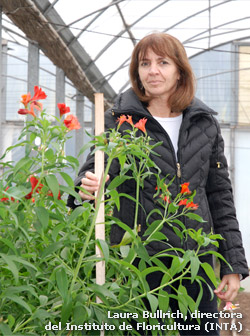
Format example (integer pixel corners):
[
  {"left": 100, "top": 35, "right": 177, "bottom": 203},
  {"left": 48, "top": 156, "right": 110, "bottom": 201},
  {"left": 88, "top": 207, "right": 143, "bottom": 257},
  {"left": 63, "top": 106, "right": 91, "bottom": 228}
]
[
  {"left": 160, "top": 59, "right": 169, "bottom": 65},
  {"left": 140, "top": 61, "right": 149, "bottom": 67}
]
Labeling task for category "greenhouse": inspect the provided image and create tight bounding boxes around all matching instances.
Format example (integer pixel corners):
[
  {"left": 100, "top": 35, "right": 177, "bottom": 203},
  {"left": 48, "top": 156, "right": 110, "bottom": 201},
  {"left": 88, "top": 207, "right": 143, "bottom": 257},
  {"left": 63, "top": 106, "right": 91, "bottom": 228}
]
[{"left": 0, "top": 0, "right": 250, "bottom": 335}]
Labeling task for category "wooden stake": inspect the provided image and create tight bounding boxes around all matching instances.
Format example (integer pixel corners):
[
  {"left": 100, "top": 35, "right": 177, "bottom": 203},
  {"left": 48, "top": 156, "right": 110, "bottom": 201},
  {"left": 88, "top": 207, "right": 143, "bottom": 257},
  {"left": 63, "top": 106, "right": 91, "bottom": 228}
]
[{"left": 94, "top": 93, "right": 105, "bottom": 336}]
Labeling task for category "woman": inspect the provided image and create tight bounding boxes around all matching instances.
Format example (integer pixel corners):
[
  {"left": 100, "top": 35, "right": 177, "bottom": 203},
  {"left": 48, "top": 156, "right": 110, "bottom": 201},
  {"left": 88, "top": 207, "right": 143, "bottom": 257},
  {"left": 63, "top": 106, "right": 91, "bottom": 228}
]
[{"left": 68, "top": 33, "right": 249, "bottom": 335}]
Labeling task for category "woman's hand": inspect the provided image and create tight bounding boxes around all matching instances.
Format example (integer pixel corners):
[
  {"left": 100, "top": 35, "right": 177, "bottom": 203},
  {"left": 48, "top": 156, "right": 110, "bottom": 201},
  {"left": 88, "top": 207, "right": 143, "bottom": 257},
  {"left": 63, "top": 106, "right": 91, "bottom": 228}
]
[
  {"left": 214, "top": 274, "right": 241, "bottom": 302},
  {"left": 79, "top": 171, "right": 109, "bottom": 200}
]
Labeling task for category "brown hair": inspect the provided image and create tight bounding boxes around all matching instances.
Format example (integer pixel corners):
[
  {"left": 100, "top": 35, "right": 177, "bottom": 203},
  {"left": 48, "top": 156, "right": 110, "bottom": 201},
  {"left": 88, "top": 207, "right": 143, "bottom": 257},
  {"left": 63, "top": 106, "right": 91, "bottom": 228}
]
[{"left": 129, "top": 32, "right": 196, "bottom": 112}]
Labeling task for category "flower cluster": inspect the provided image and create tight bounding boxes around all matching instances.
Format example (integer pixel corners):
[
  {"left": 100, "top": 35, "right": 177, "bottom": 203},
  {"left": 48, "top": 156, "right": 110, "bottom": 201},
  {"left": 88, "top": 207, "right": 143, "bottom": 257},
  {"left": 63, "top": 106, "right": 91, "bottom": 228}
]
[
  {"left": 25, "top": 176, "right": 61, "bottom": 202},
  {"left": 18, "top": 86, "right": 80, "bottom": 131},
  {"left": 18, "top": 86, "right": 47, "bottom": 117},
  {"left": 57, "top": 103, "right": 80, "bottom": 130},
  {"left": 117, "top": 114, "right": 147, "bottom": 133}
]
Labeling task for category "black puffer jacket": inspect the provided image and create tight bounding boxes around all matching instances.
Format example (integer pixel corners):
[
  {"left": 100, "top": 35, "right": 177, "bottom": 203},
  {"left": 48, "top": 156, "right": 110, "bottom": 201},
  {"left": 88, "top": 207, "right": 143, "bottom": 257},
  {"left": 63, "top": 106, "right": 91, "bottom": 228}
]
[{"left": 68, "top": 88, "right": 249, "bottom": 279}]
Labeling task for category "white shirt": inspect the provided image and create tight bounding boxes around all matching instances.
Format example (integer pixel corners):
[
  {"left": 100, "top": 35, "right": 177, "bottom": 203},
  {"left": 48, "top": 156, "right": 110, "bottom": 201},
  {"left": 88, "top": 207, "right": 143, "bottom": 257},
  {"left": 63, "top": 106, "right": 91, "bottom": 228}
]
[{"left": 153, "top": 114, "right": 183, "bottom": 158}]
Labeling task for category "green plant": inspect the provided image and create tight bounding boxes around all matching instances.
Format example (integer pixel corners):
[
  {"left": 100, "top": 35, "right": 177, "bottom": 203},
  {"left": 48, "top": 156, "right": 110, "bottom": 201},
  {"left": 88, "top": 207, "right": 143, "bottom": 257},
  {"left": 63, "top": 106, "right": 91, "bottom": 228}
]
[{"left": 0, "top": 87, "right": 229, "bottom": 335}]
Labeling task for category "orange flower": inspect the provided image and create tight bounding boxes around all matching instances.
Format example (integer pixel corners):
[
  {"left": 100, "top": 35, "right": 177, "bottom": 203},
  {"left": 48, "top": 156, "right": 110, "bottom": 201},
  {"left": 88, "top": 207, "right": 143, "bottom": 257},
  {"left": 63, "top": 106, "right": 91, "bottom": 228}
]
[
  {"left": 186, "top": 201, "right": 198, "bottom": 210},
  {"left": 31, "top": 86, "right": 47, "bottom": 101},
  {"left": 126, "top": 115, "right": 134, "bottom": 126},
  {"left": 180, "top": 182, "right": 191, "bottom": 194},
  {"left": 134, "top": 118, "right": 147, "bottom": 133},
  {"left": 117, "top": 115, "right": 127, "bottom": 126},
  {"left": 58, "top": 103, "right": 70, "bottom": 117},
  {"left": 21, "top": 92, "right": 32, "bottom": 108},
  {"left": 64, "top": 114, "right": 81, "bottom": 130}
]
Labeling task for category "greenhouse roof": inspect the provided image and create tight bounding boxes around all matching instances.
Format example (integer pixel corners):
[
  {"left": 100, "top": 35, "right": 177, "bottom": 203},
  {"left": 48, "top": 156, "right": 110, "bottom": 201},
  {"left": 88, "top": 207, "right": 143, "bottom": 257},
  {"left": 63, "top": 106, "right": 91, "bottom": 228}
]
[{"left": 1, "top": 0, "right": 250, "bottom": 104}]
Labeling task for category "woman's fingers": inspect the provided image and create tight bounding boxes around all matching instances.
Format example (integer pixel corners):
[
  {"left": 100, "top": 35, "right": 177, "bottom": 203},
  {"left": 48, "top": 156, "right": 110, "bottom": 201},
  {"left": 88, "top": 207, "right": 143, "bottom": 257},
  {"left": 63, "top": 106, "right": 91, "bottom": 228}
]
[{"left": 79, "top": 172, "right": 110, "bottom": 200}]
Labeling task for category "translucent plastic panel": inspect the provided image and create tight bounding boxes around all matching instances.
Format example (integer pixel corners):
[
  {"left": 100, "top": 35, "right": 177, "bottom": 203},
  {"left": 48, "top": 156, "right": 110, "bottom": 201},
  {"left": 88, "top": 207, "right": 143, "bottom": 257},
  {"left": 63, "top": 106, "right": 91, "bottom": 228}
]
[
  {"left": 234, "top": 130, "right": 250, "bottom": 265},
  {"left": 238, "top": 45, "right": 250, "bottom": 124}
]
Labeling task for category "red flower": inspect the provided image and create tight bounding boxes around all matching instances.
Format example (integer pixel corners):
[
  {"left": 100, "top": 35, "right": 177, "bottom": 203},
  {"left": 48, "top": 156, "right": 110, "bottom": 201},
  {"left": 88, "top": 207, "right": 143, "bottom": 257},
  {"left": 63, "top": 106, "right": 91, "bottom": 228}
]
[
  {"left": 25, "top": 176, "right": 43, "bottom": 199},
  {"left": 134, "top": 118, "right": 147, "bottom": 133},
  {"left": 31, "top": 86, "right": 47, "bottom": 101},
  {"left": 179, "top": 199, "right": 188, "bottom": 206},
  {"left": 186, "top": 201, "right": 198, "bottom": 210},
  {"left": 180, "top": 182, "right": 191, "bottom": 194},
  {"left": 18, "top": 103, "right": 36, "bottom": 118},
  {"left": 0, "top": 187, "right": 15, "bottom": 203},
  {"left": 58, "top": 103, "right": 70, "bottom": 117},
  {"left": 163, "top": 195, "right": 170, "bottom": 203},
  {"left": 64, "top": 114, "right": 81, "bottom": 130},
  {"left": 48, "top": 190, "right": 61, "bottom": 200}
]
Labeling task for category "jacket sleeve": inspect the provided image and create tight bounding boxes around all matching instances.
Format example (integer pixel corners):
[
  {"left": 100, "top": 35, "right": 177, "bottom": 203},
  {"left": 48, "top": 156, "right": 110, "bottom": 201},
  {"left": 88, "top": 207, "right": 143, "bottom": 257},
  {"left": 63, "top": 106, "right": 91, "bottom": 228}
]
[{"left": 206, "top": 118, "right": 249, "bottom": 279}]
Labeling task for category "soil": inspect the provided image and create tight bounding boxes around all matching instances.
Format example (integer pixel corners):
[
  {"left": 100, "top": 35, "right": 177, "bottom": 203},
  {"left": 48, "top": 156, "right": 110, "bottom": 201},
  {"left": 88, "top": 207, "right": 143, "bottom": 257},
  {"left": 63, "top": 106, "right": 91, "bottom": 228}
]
[{"left": 219, "top": 292, "right": 250, "bottom": 336}]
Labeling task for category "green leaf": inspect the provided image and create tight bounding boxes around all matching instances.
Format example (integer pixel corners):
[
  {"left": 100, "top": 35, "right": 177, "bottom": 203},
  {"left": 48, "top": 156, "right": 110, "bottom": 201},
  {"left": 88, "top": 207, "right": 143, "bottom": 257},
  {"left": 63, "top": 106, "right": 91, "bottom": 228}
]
[
  {"left": 0, "top": 323, "right": 13, "bottom": 335},
  {"left": 9, "top": 255, "right": 38, "bottom": 271},
  {"left": 67, "top": 206, "right": 86, "bottom": 224},
  {"left": 13, "top": 157, "right": 33, "bottom": 174},
  {"left": 0, "top": 238, "right": 18, "bottom": 255},
  {"left": 4, "top": 285, "right": 38, "bottom": 299},
  {"left": 177, "top": 284, "right": 188, "bottom": 317},
  {"left": 146, "top": 231, "right": 167, "bottom": 242},
  {"left": 5, "top": 295, "right": 32, "bottom": 313},
  {"left": 45, "top": 174, "right": 59, "bottom": 200},
  {"left": 108, "top": 189, "right": 120, "bottom": 210},
  {"left": 60, "top": 185, "right": 82, "bottom": 203},
  {"left": 147, "top": 293, "right": 158, "bottom": 314},
  {"left": 41, "top": 241, "right": 64, "bottom": 259},
  {"left": 134, "top": 242, "right": 150, "bottom": 263},
  {"left": 158, "top": 289, "right": 170, "bottom": 312},
  {"left": 185, "top": 212, "right": 206, "bottom": 223},
  {"left": 45, "top": 148, "right": 54, "bottom": 161},
  {"left": 107, "top": 175, "right": 132, "bottom": 190},
  {"left": 190, "top": 256, "right": 200, "bottom": 283},
  {"left": 35, "top": 206, "right": 49, "bottom": 230},
  {"left": 201, "top": 262, "right": 218, "bottom": 287},
  {"left": 32, "top": 309, "right": 51, "bottom": 322},
  {"left": 56, "top": 268, "right": 68, "bottom": 300},
  {"left": 88, "top": 284, "right": 118, "bottom": 304},
  {"left": 0, "top": 253, "right": 19, "bottom": 284},
  {"left": 61, "top": 295, "right": 73, "bottom": 325},
  {"left": 144, "top": 220, "right": 163, "bottom": 236},
  {"left": 6, "top": 186, "right": 30, "bottom": 199},
  {"left": 77, "top": 142, "right": 93, "bottom": 157},
  {"left": 60, "top": 171, "right": 74, "bottom": 187},
  {"left": 118, "top": 154, "right": 126, "bottom": 169},
  {"left": 7, "top": 315, "right": 15, "bottom": 329},
  {"left": 96, "top": 239, "right": 109, "bottom": 263}
]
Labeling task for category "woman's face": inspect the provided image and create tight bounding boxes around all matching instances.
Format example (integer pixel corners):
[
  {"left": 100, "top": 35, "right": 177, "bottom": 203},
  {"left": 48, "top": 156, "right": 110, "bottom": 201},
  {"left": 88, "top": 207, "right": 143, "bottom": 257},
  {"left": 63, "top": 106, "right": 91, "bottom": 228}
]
[{"left": 138, "top": 48, "right": 180, "bottom": 101}]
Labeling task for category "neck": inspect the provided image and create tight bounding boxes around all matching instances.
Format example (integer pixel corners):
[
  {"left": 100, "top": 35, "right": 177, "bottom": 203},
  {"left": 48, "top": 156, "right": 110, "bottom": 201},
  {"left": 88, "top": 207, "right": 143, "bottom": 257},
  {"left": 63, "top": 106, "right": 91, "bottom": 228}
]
[{"left": 148, "top": 97, "right": 181, "bottom": 118}]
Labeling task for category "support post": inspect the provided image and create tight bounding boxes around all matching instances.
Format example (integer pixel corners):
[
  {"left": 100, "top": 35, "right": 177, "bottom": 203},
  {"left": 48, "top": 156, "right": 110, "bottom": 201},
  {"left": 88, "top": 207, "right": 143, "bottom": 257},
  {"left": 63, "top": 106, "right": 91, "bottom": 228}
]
[{"left": 94, "top": 93, "right": 105, "bottom": 332}]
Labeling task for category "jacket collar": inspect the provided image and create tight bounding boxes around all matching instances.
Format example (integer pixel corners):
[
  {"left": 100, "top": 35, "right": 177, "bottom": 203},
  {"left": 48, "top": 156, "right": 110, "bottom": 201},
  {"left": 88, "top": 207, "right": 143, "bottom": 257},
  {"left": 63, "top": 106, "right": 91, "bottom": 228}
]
[{"left": 113, "top": 88, "right": 218, "bottom": 118}]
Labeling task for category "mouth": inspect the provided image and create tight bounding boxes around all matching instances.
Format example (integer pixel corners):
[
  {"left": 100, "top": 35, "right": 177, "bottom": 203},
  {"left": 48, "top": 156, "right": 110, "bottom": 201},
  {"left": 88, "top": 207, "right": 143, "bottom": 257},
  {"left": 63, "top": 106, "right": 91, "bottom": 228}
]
[{"left": 148, "top": 81, "right": 161, "bottom": 85}]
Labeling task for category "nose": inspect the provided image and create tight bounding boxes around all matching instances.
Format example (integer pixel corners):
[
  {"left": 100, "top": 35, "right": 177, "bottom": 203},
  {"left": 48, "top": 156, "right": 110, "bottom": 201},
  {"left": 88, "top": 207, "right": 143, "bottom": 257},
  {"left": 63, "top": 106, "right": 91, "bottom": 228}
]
[{"left": 148, "top": 62, "right": 159, "bottom": 74}]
